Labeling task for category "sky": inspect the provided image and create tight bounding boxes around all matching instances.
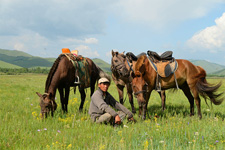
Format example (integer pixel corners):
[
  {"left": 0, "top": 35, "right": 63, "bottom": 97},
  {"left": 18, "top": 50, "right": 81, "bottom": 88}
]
[{"left": 1, "top": 0, "right": 225, "bottom": 65}]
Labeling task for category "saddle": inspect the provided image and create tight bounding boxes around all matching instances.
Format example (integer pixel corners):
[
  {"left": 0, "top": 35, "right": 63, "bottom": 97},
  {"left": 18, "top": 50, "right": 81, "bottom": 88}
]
[
  {"left": 62, "top": 53, "right": 91, "bottom": 89},
  {"left": 147, "top": 50, "right": 179, "bottom": 91}
]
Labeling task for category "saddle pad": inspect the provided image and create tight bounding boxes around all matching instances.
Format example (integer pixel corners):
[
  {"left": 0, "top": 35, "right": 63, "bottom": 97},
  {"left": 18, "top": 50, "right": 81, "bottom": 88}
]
[
  {"left": 77, "top": 58, "right": 90, "bottom": 88},
  {"left": 148, "top": 56, "right": 178, "bottom": 78},
  {"left": 63, "top": 53, "right": 91, "bottom": 88},
  {"left": 156, "top": 61, "right": 178, "bottom": 77}
]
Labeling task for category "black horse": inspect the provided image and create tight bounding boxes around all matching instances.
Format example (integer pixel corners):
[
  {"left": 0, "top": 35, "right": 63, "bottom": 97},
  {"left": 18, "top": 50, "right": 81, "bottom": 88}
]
[{"left": 36, "top": 53, "right": 108, "bottom": 118}]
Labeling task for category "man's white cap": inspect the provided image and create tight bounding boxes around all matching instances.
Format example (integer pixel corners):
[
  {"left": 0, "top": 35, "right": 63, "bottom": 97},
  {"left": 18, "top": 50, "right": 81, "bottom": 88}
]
[{"left": 98, "top": 77, "right": 110, "bottom": 84}]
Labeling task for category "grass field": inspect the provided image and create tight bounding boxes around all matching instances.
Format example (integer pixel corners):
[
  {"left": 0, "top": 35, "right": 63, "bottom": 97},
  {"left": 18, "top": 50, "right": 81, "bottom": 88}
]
[{"left": 0, "top": 74, "right": 225, "bottom": 150}]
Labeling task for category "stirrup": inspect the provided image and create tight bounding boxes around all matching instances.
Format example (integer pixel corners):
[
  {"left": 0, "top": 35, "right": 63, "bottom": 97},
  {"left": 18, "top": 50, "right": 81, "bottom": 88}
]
[
  {"left": 74, "top": 76, "right": 80, "bottom": 84},
  {"left": 156, "top": 82, "right": 161, "bottom": 92}
]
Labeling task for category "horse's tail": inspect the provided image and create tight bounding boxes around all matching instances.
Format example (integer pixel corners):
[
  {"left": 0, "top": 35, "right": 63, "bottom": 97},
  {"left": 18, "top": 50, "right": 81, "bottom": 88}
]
[
  {"left": 96, "top": 65, "right": 111, "bottom": 83},
  {"left": 195, "top": 71, "right": 224, "bottom": 105}
]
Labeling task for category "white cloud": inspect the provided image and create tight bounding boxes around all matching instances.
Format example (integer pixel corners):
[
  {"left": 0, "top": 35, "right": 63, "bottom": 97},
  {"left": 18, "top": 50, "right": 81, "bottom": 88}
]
[
  {"left": 60, "top": 37, "right": 98, "bottom": 44},
  {"left": 187, "top": 12, "right": 225, "bottom": 52},
  {"left": 14, "top": 43, "right": 26, "bottom": 52},
  {"left": 0, "top": 0, "right": 115, "bottom": 38},
  {"left": 115, "top": 0, "right": 225, "bottom": 29},
  {"left": 106, "top": 50, "right": 112, "bottom": 57},
  {"left": 75, "top": 45, "right": 100, "bottom": 58},
  {"left": 84, "top": 38, "right": 98, "bottom": 44}
]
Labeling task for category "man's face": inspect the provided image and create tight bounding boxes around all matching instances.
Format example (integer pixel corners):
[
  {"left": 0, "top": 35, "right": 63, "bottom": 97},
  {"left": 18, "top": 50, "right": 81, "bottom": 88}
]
[{"left": 98, "top": 82, "right": 110, "bottom": 92}]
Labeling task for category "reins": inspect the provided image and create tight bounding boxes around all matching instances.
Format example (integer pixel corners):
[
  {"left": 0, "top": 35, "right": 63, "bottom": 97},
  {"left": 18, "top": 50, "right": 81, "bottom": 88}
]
[{"left": 126, "top": 58, "right": 134, "bottom": 72}]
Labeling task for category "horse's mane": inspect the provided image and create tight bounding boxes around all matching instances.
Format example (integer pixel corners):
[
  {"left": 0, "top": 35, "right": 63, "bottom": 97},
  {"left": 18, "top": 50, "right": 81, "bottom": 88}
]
[
  {"left": 137, "top": 52, "right": 146, "bottom": 58},
  {"left": 134, "top": 55, "right": 147, "bottom": 72},
  {"left": 45, "top": 55, "right": 64, "bottom": 92}
]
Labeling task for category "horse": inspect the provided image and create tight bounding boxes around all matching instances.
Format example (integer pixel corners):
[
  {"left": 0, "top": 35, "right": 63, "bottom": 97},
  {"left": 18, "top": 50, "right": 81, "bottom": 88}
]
[
  {"left": 111, "top": 50, "right": 166, "bottom": 115},
  {"left": 36, "top": 54, "right": 108, "bottom": 118},
  {"left": 131, "top": 54, "right": 224, "bottom": 119}
]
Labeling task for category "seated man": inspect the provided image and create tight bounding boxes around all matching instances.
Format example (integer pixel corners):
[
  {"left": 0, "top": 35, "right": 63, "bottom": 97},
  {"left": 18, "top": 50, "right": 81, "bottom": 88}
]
[{"left": 89, "top": 77, "right": 135, "bottom": 126}]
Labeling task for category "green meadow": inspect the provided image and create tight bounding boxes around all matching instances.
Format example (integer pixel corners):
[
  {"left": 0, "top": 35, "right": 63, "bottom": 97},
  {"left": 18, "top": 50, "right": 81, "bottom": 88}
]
[{"left": 1, "top": 74, "right": 225, "bottom": 150}]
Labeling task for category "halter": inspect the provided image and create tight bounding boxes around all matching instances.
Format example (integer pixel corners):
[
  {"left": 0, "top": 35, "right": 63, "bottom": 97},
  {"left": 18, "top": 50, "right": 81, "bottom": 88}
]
[
  {"left": 111, "top": 62, "right": 124, "bottom": 73},
  {"left": 133, "top": 82, "right": 149, "bottom": 96},
  {"left": 134, "top": 90, "right": 147, "bottom": 96}
]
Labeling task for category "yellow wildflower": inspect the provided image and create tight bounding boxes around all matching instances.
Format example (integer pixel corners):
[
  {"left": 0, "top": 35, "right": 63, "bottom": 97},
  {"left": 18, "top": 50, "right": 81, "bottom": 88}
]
[
  {"left": 99, "top": 144, "right": 106, "bottom": 150},
  {"left": 118, "top": 131, "right": 122, "bottom": 136},
  {"left": 67, "top": 144, "right": 72, "bottom": 149},
  {"left": 144, "top": 140, "right": 149, "bottom": 150}
]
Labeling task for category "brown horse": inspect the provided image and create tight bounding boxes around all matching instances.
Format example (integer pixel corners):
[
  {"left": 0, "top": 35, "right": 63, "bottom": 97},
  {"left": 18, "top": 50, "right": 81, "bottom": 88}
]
[
  {"left": 36, "top": 54, "right": 108, "bottom": 118},
  {"left": 131, "top": 54, "right": 224, "bottom": 119},
  {"left": 111, "top": 50, "right": 166, "bottom": 115}
]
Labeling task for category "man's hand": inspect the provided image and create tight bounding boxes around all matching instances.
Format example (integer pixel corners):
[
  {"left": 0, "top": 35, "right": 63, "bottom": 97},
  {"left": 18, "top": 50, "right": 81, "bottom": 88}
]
[
  {"left": 115, "top": 115, "right": 121, "bottom": 125},
  {"left": 128, "top": 117, "right": 136, "bottom": 123}
]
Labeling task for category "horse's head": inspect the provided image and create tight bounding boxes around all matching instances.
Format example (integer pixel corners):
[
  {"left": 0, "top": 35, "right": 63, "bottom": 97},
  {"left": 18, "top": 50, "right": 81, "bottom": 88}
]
[
  {"left": 36, "top": 92, "right": 57, "bottom": 118},
  {"left": 131, "top": 55, "right": 149, "bottom": 102},
  {"left": 111, "top": 50, "right": 130, "bottom": 77}
]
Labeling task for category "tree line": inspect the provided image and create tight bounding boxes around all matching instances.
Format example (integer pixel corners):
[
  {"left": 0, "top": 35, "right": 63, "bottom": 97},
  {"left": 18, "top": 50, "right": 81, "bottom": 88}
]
[{"left": 0, "top": 67, "right": 50, "bottom": 75}]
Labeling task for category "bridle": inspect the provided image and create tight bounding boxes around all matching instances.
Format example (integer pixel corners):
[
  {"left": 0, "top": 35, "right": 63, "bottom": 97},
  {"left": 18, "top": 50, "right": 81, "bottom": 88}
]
[
  {"left": 133, "top": 82, "right": 149, "bottom": 96},
  {"left": 111, "top": 62, "right": 125, "bottom": 73},
  {"left": 111, "top": 55, "right": 128, "bottom": 76},
  {"left": 126, "top": 58, "right": 134, "bottom": 72}
]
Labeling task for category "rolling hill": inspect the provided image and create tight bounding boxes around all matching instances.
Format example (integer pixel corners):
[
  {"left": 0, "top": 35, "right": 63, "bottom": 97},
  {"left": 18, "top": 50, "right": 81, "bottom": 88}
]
[
  {"left": 0, "top": 49, "right": 111, "bottom": 72},
  {"left": 92, "top": 58, "right": 111, "bottom": 72},
  {"left": 0, "top": 60, "right": 22, "bottom": 68},
  {"left": 210, "top": 69, "right": 225, "bottom": 76},
  {"left": 190, "top": 60, "right": 225, "bottom": 74}
]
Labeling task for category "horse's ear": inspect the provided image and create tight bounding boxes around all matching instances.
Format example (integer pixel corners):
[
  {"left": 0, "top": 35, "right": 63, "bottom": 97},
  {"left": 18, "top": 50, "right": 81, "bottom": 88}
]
[
  {"left": 36, "top": 92, "right": 42, "bottom": 98},
  {"left": 122, "top": 51, "right": 125, "bottom": 55},
  {"left": 112, "top": 50, "right": 115, "bottom": 56}
]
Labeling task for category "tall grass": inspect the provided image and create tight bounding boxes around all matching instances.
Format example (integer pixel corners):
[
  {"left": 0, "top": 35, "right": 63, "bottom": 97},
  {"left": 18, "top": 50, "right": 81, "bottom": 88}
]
[{"left": 0, "top": 74, "right": 225, "bottom": 149}]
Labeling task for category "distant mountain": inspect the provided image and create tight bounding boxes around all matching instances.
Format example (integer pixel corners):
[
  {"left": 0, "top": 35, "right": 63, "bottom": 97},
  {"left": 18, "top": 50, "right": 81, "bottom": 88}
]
[
  {"left": 92, "top": 58, "right": 111, "bottom": 72},
  {"left": 0, "top": 53, "right": 53, "bottom": 68},
  {"left": 0, "top": 60, "right": 22, "bottom": 68},
  {"left": 0, "top": 49, "right": 111, "bottom": 72},
  {"left": 210, "top": 69, "right": 225, "bottom": 76},
  {"left": 0, "top": 49, "right": 33, "bottom": 57},
  {"left": 190, "top": 60, "right": 225, "bottom": 74}
]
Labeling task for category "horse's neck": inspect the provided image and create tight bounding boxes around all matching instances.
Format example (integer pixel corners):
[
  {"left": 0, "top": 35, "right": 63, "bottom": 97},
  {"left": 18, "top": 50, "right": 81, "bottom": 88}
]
[
  {"left": 46, "top": 82, "right": 57, "bottom": 96},
  {"left": 45, "top": 71, "right": 61, "bottom": 97},
  {"left": 145, "top": 58, "right": 157, "bottom": 84}
]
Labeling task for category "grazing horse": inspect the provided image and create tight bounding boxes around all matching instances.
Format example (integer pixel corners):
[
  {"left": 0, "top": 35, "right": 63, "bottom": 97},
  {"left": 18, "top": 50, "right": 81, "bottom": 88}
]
[
  {"left": 131, "top": 54, "right": 224, "bottom": 119},
  {"left": 36, "top": 54, "right": 108, "bottom": 118},
  {"left": 111, "top": 50, "right": 166, "bottom": 115}
]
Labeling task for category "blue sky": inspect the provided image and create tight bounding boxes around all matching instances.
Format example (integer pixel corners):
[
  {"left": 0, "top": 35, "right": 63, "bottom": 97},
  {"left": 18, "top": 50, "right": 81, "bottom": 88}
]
[{"left": 1, "top": 0, "right": 225, "bottom": 65}]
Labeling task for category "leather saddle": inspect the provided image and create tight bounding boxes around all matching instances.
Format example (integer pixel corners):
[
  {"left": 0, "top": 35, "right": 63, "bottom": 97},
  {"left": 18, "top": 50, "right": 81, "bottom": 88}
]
[
  {"left": 147, "top": 50, "right": 179, "bottom": 91},
  {"left": 147, "top": 50, "right": 173, "bottom": 62}
]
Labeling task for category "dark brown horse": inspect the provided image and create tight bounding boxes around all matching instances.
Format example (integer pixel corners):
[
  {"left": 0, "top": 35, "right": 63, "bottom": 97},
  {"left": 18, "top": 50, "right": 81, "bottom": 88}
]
[
  {"left": 131, "top": 54, "right": 224, "bottom": 119},
  {"left": 36, "top": 54, "right": 108, "bottom": 118},
  {"left": 111, "top": 50, "right": 166, "bottom": 115}
]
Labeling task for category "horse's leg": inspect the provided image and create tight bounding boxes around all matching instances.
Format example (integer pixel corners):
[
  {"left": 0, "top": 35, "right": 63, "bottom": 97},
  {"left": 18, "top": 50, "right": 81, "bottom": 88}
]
[
  {"left": 79, "top": 88, "right": 86, "bottom": 111},
  {"left": 127, "top": 83, "right": 136, "bottom": 114},
  {"left": 117, "top": 84, "right": 124, "bottom": 104},
  {"left": 58, "top": 87, "right": 66, "bottom": 113},
  {"left": 180, "top": 82, "right": 194, "bottom": 116},
  {"left": 138, "top": 100, "right": 142, "bottom": 117},
  {"left": 64, "top": 86, "right": 70, "bottom": 113},
  {"left": 191, "top": 88, "right": 202, "bottom": 119},
  {"left": 142, "top": 91, "right": 151, "bottom": 120},
  {"left": 158, "top": 90, "right": 166, "bottom": 111}
]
